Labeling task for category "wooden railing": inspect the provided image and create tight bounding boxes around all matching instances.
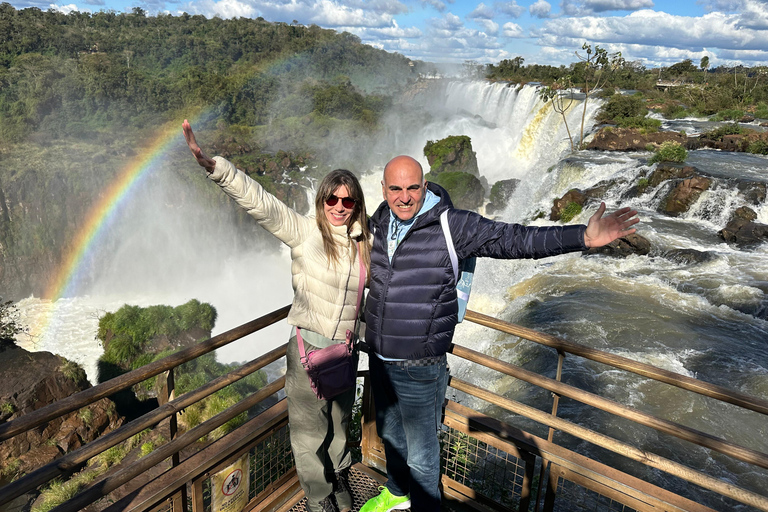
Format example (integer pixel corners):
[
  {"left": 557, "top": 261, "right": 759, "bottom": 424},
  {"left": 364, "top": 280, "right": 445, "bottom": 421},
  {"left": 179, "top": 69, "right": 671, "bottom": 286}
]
[{"left": 1, "top": 305, "right": 766, "bottom": 512}]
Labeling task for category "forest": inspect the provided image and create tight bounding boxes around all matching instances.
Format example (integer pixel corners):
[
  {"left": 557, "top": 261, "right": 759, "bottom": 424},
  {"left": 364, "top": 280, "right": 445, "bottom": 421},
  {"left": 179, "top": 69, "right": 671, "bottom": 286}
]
[{"left": 0, "top": 3, "right": 428, "bottom": 148}]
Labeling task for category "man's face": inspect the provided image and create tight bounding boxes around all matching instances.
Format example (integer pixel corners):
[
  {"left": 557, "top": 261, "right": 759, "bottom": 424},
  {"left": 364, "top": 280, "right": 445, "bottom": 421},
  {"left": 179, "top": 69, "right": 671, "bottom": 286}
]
[{"left": 382, "top": 157, "right": 426, "bottom": 221}]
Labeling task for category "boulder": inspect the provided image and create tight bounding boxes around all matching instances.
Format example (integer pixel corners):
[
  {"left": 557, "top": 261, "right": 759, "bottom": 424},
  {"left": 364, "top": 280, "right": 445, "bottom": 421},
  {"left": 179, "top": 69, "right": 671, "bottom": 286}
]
[
  {"left": 586, "top": 127, "right": 686, "bottom": 151},
  {"left": 658, "top": 176, "right": 712, "bottom": 216},
  {"left": 0, "top": 343, "right": 123, "bottom": 480},
  {"left": 426, "top": 171, "right": 485, "bottom": 211},
  {"left": 662, "top": 249, "right": 716, "bottom": 265},
  {"left": 719, "top": 206, "right": 768, "bottom": 245},
  {"left": 423, "top": 135, "right": 480, "bottom": 176},
  {"left": 737, "top": 181, "right": 767, "bottom": 205},
  {"left": 486, "top": 179, "right": 520, "bottom": 216},
  {"left": 648, "top": 163, "right": 697, "bottom": 188},
  {"left": 550, "top": 189, "right": 587, "bottom": 221},
  {"left": 583, "top": 234, "right": 651, "bottom": 257}
]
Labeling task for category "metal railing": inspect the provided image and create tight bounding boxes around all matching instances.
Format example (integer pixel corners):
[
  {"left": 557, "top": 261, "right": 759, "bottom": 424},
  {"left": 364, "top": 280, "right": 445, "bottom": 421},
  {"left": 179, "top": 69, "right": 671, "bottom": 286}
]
[{"left": 1, "top": 305, "right": 766, "bottom": 512}]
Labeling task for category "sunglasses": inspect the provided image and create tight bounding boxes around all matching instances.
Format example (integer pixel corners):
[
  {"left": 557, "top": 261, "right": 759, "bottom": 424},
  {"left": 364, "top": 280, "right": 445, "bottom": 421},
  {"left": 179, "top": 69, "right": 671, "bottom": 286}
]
[{"left": 325, "top": 195, "right": 356, "bottom": 209}]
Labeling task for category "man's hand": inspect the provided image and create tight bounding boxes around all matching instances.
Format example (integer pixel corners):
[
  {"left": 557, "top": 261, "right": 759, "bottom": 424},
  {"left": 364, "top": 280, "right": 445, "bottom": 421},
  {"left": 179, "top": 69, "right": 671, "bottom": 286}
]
[
  {"left": 182, "top": 119, "right": 216, "bottom": 173},
  {"left": 583, "top": 202, "right": 639, "bottom": 248}
]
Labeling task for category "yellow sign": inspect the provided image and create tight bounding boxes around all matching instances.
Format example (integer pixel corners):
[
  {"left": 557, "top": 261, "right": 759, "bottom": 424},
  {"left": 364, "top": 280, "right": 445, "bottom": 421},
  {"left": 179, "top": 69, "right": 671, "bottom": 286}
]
[{"left": 211, "top": 453, "right": 249, "bottom": 512}]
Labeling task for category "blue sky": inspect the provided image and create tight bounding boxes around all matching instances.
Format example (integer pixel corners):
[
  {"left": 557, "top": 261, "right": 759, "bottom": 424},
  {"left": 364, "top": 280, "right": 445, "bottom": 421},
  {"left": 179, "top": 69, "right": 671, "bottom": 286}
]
[{"left": 8, "top": 0, "right": 768, "bottom": 68}]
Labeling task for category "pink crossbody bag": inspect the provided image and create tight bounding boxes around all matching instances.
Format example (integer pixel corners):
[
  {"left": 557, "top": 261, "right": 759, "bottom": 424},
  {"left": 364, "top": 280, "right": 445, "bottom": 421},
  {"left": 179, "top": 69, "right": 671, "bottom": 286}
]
[{"left": 297, "top": 242, "right": 365, "bottom": 400}]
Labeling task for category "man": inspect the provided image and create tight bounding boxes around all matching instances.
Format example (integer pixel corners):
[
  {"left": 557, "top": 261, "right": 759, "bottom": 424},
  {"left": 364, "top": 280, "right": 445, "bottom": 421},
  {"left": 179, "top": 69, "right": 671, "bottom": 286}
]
[{"left": 360, "top": 155, "right": 639, "bottom": 512}]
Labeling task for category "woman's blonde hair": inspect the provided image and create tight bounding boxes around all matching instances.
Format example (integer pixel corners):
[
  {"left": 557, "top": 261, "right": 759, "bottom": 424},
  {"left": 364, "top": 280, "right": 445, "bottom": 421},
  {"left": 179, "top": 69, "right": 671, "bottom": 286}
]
[{"left": 314, "top": 169, "right": 371, "bottom": 274}]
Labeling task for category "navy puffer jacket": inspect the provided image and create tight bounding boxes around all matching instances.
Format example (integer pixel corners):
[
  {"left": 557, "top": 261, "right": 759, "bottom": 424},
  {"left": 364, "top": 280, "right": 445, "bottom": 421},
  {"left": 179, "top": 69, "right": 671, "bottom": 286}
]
[{"left": 364, "top": 182, "right": 588, "bottom": 360}]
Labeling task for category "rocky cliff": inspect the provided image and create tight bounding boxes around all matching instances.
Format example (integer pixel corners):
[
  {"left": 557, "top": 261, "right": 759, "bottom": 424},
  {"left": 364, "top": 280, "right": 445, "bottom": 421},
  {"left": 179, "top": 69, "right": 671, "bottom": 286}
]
[{"left": 0, "top": 340, "right": 123, "bottom": 482}]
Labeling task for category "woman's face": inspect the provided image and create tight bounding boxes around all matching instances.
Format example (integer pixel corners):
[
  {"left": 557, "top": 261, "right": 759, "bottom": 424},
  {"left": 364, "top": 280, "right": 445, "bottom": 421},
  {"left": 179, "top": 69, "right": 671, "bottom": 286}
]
[{"left": 324, "top": 185, "right": 356, "bottom": 227}]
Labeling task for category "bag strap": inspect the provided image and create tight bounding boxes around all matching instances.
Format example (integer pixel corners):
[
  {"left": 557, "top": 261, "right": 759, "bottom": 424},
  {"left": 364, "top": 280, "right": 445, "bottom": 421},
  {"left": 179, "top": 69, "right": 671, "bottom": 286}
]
[
  {"left": 297, "top": 241, "right": 366, "bottom": 366},
  {"left": 440, "top": 210, "right": 459, "bottom": 281}
]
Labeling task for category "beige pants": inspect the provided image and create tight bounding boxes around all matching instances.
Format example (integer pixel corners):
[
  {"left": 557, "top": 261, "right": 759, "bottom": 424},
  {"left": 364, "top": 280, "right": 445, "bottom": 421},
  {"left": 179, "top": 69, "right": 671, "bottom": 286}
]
[{"left": 285, "top": 334, "right": 356, "bottom": 511}]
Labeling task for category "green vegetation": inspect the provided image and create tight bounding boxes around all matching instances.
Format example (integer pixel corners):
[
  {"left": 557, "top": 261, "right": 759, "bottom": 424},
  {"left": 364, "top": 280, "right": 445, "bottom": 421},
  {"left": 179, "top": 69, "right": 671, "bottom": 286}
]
[
  {"left": 31, "top": 471, "right": 99, "bottom": 512},
  {"left": 0, "top": 300, "right": 26, "bottom": 345},
  {"left": 747, "top": 140, "right": 768, "bottom": 155},
  {"left": 98, "top": 299, "right": 216, "bottom": 372},
  {"left": 423, "top": 136, "right": 473, "bottom": 172},
  {"left": 560, "top": 202, "right": 584, "bottom": 223},
  {"left": 597, "top": 90, "right": 647, "bottom": 122},
  {"left": 96, "top": 301, "right": 267, "bottom": 441},
  {"left": 0, "top": 5, "right": 421, "bottom": 144},
  {"left": 78, "top": 408, "right": 93, "bottom": 425},
  {"left": 1, "top": 458, "right": 21, "bottom": 480},
  {"left": 60, "top": 360, "right": 87, "bottom": 383},
  {"left": 1, "top": 401, "right": 15, "bottom": 414},
  {"left": 649, "top": 141, "right": 688, "bottom": 164},
  {"left": 488, "top": 48, "right": 768, "bottom": 125},
  {"left": 703, "top": 123, "right": 744, "bottom": 140}
]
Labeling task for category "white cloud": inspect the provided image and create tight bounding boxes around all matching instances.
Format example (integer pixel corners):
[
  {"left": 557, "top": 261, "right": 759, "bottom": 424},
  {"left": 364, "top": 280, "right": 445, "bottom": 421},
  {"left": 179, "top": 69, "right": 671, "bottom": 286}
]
[
  {"left": 421, "top": 0, "right": 447, "bottom": 12},
  {"left": 502, "top": 21, "right": 524, "bottom": 37},
  {"left": 529, "top": 0, "right": 552, "bottom": 18},
  {"left": 495, "top": 0, "right": 524, "bottom": 18},
  {"left": 536, "top": 9, "right": 768, "bottom": 52},
  {"left": 49, "top": 3, "right": 82, "bottom": 12},
  {"left": 180, "top": 0, "right": 398, "bottom": 27},
  {"left": 430, "top": 11, "right": 465, "bottom": 31},
  {"left": 467, "top": 2, "right": 495, "bottom": 19},
  {"left": 476, "top": 18, "right": 499, "bottom": 35},
  {"left": 736, "top": 0, "right": 768, "bottom": 29}
]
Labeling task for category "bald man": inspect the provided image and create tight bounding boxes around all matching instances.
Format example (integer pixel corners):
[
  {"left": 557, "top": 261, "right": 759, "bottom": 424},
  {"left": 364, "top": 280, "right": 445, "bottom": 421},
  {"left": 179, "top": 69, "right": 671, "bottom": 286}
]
[{"left": 360, "top": 155, "right": 639, "bottom": 512}]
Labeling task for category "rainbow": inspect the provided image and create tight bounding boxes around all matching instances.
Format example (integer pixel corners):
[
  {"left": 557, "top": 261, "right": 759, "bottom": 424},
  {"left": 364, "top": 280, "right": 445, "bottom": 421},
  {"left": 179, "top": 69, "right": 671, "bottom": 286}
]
[{"left": 43, "top": 118, "right": 193, "bottom": 301}]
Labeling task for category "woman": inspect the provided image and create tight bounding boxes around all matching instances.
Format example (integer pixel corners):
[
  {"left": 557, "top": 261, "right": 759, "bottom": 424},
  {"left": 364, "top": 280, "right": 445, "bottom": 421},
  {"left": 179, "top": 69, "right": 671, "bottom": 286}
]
[{"left": 183, "top": 120, "right": 370, "bottom": 512}]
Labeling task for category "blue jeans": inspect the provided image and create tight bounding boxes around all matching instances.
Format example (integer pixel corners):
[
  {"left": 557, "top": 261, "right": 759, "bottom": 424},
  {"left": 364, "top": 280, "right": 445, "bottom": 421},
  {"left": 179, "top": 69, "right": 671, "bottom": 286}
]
[{"left": 369, "top": 355, "right": 449, "bottom": 512}]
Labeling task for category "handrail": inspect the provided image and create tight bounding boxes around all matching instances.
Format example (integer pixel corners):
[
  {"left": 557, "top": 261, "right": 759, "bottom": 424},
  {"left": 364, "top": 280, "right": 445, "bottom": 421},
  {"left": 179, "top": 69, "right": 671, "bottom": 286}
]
[
  {"left": 0, "top": 305, "right": 290, "bottom": 442},
  {"left": 449, "top": 377, "right": 768, "bottom": 511},
  {"left": 450, "top": 343, "right": 768, "bottom": 470},
  {"left": 49, "top": 377, "right": 286, "bottom": 512},
  {"left": 0, "top": 345, "right": 287, "bottom": 507},
  {"left": 464, "top": 309, "right": 768, "bottom": 416}
]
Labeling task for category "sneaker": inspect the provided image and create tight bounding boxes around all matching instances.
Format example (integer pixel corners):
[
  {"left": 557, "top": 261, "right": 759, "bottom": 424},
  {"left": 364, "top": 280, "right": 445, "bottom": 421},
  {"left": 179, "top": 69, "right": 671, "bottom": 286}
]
[
  {"left": 360, "top": 486, "right": 410, "bottom": 512},
  {"left": 333, "top": 468, "right": 353, "bottom": 512}
]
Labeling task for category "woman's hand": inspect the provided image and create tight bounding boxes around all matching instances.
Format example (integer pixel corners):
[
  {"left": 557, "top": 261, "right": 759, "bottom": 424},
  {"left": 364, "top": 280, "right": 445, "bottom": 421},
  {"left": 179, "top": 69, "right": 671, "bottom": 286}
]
[
  {"left": 583, "top": 202, "right": 639, "bottom": 248},
  {"left": 182, "top": 119, "right": 216, "bottom": 173}
]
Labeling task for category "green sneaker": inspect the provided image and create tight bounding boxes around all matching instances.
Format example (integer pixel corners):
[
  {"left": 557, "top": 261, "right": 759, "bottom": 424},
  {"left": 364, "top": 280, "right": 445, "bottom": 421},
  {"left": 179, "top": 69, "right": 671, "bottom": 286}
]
[{"left": 360, "top": 486, "right": 410, "bottom": 512}]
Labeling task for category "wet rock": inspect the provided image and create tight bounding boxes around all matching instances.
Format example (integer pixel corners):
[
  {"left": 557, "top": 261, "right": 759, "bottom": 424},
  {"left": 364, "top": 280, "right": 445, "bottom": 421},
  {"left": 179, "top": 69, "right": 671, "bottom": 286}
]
[
  {"left": 663, "top": 249, "right": 716, "bottom": 265},
  {"left": 424, "top": 135, "right": 480, "bottom": 176},
  {"left": 550, "top": 189, "right": 587, "bottom": 221},
  {"left": 740, "top": 115, "right": 756, "bottom": 123},
  {"left": 486, "top": 178, "right": 520, "bottom": 216},
  {"left": 0, "top": 344, "right": 123, "bottom": 480},
  {"left": 583, "top": 233, "right": 651, "bottom": 257},
  {"left": 719, "top": 206, "right": 768, "bottom": 245},
  {"left": 427, "top": 171, "right": 485, "bottom": 211},
  {"left": 648, "top": 163, "right": 697, "bottom": 188},
  {"left": 737, "top": 181, "right": 767, "bottom": 205},
  {"left": 586, "top": 127, "right": 685, "bottom": 151},
  {"left": 658, "top": 176, "right": 712, "bottom": 216}
]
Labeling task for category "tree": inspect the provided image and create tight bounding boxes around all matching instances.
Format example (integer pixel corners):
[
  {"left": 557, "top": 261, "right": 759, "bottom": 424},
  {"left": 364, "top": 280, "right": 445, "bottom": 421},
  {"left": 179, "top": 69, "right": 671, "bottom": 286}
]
[
  {"left": 700, "top": 55, "right": 710, "bottom": 72},
  {"left": 538, "top": 76, "right": 576, "bottom": 151},
  {"left": 0, "top": 300, "right": 27, "bottom": 345},
  {"left": 574, "top": 42, "right": 624, "bottom": 148}
]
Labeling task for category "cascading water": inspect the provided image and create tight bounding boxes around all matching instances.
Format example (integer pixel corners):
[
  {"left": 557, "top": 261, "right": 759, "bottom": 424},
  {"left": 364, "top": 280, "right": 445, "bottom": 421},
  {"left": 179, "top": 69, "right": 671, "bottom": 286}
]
[{"left": 14, "top": 81, "right": 767, "bottom": 509}]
